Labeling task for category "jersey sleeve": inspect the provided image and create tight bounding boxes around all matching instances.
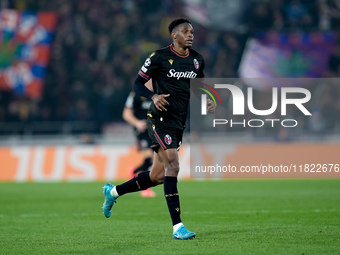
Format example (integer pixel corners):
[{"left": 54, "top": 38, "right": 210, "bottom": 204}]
[
  {"left": 138, "top": 52, "right": 161, "bottom": 81},
  {"left": 125, "top": 92, "right": 135, "bottom": 108}
]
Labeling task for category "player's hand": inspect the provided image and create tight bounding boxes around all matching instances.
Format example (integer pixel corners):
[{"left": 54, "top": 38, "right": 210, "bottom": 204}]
[
  {"left": 135, "top": 120, "right": 147, "bottom": 132},
  {"left": 152, "top": 94, "right": 170, "bottom": 111},
  {"left": 207, "top": 99, "right": 216, "bottom": 113}
]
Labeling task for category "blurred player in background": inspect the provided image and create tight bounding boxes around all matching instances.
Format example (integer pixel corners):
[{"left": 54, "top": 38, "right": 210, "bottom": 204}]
[
  {"left": 122, "top": 80, "right": 156, "bottom": 197},
  {"left": 102, "top": 18, "right": 215, "bottom": 240}
]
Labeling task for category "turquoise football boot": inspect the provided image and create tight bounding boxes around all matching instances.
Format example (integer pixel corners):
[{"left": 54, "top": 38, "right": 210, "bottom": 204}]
[
  {"left": 102, "top": 184, "right": 116, "bottom": 218},
  {"left": 173, "top": 225, "right": 196, "bottom": 240}
]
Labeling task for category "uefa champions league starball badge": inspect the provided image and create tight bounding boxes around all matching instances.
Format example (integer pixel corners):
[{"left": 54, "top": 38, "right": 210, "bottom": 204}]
[
  {"left": 164, "top": 134, "right": 172, "bottom": 145},
  {"left": 144, "top": 58, "right": 151, "bottom": 67}
]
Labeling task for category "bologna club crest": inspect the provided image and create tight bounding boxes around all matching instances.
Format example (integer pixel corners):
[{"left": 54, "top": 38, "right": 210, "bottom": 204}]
[
  {"left": 164, "top": 134, "right": 172, "bottom": 145},
  {"left": 193, "top": 59, "right": 199, "bottom": 69}
]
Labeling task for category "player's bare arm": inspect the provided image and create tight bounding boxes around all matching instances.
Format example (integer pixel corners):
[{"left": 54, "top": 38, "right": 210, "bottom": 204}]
[
  {"left": 145, "top": 79, "right": 153, "bottom": 92},
  {"left": 122, "top": 107, "right": 147, "bottom": 132},
  {"left": 123, "top": 79, "right": 153, "bottom": 132}
]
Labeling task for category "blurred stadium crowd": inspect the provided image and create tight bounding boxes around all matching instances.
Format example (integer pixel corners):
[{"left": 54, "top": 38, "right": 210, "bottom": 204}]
[{"left": 0, "top": 0, "right": 339, "bottom": 137}]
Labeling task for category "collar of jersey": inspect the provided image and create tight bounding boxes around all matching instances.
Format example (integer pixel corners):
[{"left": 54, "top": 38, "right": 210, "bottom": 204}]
[{"left": 170, "top": 44, "right": 189, "bottom": 58}]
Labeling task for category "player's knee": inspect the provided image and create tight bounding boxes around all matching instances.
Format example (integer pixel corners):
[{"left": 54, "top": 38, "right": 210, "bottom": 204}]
[
  {"left": 150, "top": 170, "right": 164, "bottom": 184},
  {"left": 150, "top": 174, "right": 164, "bottom": 184},
  {"left": 165, "top": 159, "right": 180, "bottom": 176}
]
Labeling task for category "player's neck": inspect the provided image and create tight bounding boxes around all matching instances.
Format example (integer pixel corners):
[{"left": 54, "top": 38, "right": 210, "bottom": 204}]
[{"left": 171, "top": 43, "right": 189, "bottom": 55}]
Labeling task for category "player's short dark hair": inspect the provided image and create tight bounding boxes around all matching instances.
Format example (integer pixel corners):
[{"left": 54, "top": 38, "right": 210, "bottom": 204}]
[{"left": 168, "top": 18, "right": 191, "bottom": 34}]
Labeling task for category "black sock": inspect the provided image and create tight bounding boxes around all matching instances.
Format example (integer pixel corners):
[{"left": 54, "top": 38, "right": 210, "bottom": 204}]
[
  {"left": 116, "top": 171, "right": 156, "bottom": 196},
  {"left": 133, "top": 157, "right": 152, "bottom": 174},
  {"left": 164, "top": 176, "right": 181, "bottom": 226}
]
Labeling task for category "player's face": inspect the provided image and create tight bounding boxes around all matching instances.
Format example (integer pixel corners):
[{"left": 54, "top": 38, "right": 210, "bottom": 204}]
[{"left": 175, "top": 23, "right": 194, "bottom": 48}]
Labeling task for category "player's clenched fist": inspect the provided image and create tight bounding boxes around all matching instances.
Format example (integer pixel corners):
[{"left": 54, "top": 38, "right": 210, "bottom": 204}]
[
  {"left": 152, "top": 94, "right": 170, "bottom": 111},
  {"left": 207, "top": 99, "right": 216, "bottom": 113}
]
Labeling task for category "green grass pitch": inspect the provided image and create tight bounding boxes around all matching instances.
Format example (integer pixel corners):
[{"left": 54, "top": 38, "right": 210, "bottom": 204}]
[{"left": 1, "top": 179, "right": 339, "bottom": 255}]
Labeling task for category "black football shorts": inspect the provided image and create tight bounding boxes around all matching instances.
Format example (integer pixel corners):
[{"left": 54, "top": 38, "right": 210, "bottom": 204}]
[{"left": 147, "top": 116, "right": 183, "bottom": 152}]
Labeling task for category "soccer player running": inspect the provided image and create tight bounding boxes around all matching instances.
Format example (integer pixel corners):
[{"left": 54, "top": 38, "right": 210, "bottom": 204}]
[
  {"left": 122, "top": 81, "right": 156, "bottom": 197},
  {"left": 102, "top": 18, "right": 215, "bottom": 240}
]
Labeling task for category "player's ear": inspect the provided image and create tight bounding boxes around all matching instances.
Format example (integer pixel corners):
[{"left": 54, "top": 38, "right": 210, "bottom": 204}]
[{"left": 171, "top": 31, "right": 177, "bottom": 40}]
